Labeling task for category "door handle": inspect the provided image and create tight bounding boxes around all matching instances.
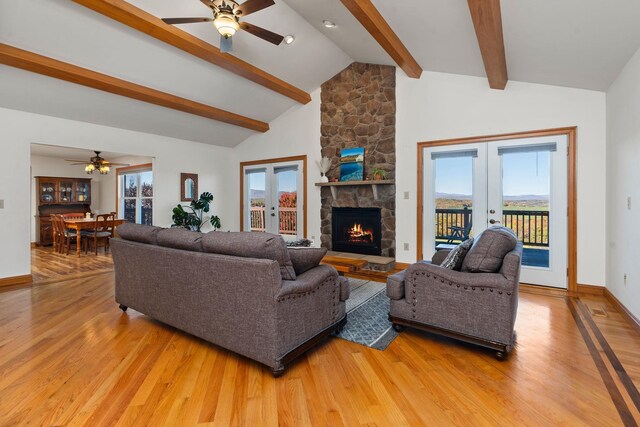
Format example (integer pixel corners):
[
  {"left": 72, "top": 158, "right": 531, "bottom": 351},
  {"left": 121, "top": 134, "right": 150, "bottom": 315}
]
[
  {"left": 489, "top": 219, "right": 501, "bottom": 224},
  {"left": 271, "top": 213, "right": 276, "bottom": 217}
]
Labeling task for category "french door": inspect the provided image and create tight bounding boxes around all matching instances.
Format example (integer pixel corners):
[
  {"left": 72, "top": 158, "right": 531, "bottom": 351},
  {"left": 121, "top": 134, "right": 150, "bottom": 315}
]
[
  {"left": 242, "top": 159, "right": 304, "bottom": 241},
  {"left": 422, "top": 135, "right": 568, "bottom": 288}
]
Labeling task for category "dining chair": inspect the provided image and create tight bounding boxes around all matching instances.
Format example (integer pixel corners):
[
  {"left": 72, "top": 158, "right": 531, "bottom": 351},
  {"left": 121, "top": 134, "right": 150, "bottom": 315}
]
[
  {"left": 54, "top": 215, "right": 80, "bottom": 255},
  {"left": 62, "top": 212, "right": 86, "bottom": 220},
  {"left": 86, "top": 213, "right": 115, "bottom": 255},
  {"left": 50, "top": 214, "right": 62, "bottom": 253}
]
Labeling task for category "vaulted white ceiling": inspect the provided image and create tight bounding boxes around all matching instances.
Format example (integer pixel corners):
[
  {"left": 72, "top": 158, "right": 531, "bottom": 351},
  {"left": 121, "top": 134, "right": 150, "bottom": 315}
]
[
  {"left": 287, "top": 0, "right": 640, "bottom": 91},
  {"left": 2, "top": 0, "right": 640, "bottom": 148}
]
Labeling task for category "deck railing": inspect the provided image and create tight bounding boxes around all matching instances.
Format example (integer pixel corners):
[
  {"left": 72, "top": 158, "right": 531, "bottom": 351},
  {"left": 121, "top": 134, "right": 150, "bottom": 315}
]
[
  {"left": 250, "top": 206, "right": 297, "bottom": 235},
  {"left": 435, "top": 207, "right": 549, "bottom": 247}
]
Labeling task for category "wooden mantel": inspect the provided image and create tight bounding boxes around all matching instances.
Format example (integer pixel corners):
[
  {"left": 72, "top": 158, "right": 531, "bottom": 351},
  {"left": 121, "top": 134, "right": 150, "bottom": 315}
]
[{"left": 315, "top": 180, "right": 394, "bottom": 201}]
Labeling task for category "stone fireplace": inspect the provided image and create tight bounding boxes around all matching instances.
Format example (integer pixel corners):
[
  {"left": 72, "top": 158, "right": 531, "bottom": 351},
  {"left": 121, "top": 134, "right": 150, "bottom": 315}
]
[
  {"left": 320, "top": 63, "right": 396, "bottom": 258},
  {"left": 332, "top": 207, "right": 382, "bottom": 255}
]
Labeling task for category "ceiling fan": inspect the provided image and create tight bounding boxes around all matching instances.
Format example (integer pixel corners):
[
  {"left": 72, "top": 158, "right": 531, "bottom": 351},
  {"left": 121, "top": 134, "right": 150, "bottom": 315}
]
[
  {"left": 161, "top": 0, "right": 284, "bottom": 53},
  {"left": 65, "top": 151, "right": 129, "bottom": 175}
]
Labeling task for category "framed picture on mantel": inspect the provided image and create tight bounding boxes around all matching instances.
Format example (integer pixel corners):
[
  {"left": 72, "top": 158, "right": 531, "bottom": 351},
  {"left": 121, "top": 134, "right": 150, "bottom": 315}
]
[
  {"left": 181, "top": 173, "right": 198, "bottom": 202},
  {"left": 340, "top": 147, "right": 364, "bottom": 182}
]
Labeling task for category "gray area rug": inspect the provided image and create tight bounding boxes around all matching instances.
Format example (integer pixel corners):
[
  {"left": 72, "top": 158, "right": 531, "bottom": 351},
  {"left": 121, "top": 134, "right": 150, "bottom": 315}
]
[{"left": 336, "top": 278, "right": 398, "bottom": 351}]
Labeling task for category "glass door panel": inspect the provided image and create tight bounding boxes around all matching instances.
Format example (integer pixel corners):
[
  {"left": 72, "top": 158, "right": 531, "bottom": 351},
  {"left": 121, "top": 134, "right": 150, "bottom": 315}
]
[
  {"left": 434, "top": 155, "right": 474, "bottom": 249},
  {"left": 246, "top": 169, "right": 267, "bottom": 232},
  {"left": 275, "top": 166, "right": 298, "bottom": 237},
  {"left": 500, "top": 150, "right": 551, "bottom": 268},
  {"left": 422, "top": 143, "right": 486, "bottom": 260},
  {"left": 487, "top": 136, "right": 567, "bottom": 288}
]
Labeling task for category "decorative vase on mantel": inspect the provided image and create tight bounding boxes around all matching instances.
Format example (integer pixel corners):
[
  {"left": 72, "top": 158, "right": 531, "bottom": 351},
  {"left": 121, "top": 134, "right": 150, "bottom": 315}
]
[{"left": 317, "top": 156, "right": 331, "bottom": 183}]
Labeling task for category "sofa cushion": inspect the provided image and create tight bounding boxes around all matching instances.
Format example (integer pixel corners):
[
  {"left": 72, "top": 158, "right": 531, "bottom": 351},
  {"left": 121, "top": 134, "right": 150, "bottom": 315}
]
[
  {"left": 201, "top": 231, "right": 296, "bottom": 280},
  {"left": 440, "top": 238, "right": 474, "bottom": 271},
  {"left": 116, "top": 223, "right": 161, "bottom": 245},
  {"left": 156, "top": 227, "right": 204, "bottom": 252},
  {"left": 386, "top": 269, "right": 406, "bottom": 300},
  {"left": 461, "top": 226, "right": 518, "bottom": 273},
  {"left": 288, "top": 247, "right": 327, "bottom": 275}
]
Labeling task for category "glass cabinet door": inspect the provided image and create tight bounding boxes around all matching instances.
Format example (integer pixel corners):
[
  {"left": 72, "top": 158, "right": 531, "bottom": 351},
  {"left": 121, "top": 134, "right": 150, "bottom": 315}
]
[
  {"left": 59, "top": 180, "right": 74, "bottom": 202},
  {"left": 39, "top": 180, "right": 57, "bottom": 203},
  {"left": 76, "top": 181, "right": 90, "bottom": 203}
]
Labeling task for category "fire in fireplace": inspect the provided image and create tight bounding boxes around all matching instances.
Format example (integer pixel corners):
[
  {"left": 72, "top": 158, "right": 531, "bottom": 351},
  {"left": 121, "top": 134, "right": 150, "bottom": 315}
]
[
  {"left": 346, "top": 223, "right": 374, "bottom": 243},
  {"left": 332, "top": 207, "right": 382, "bottom": 255}
]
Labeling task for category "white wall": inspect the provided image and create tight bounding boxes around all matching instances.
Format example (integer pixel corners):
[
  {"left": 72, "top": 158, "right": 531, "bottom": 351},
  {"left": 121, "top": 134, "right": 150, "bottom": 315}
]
[
  {"left": 0, "top": 107, "right": 236, "bottom": 279},
  {"left": 232, "top": 71, "right": 607, "bottom": 287},
  {"left": 606, "top": 46, "right": 640, "bottom": 318},
  {"left": 234, "top": 89, "right": 323, "bottom": 244},
  {"left": 30, "top": 154, "right": 102, "bottom": 242}
]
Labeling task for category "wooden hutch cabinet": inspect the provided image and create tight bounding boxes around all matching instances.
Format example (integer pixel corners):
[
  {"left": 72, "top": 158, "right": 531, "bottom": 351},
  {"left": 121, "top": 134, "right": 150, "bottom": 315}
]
[{"left": 35, "top": 176, "right": 92, "bottom": 246}]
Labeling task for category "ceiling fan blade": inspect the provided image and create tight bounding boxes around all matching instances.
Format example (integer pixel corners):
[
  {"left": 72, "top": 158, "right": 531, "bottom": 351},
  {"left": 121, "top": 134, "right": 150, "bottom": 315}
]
[
  {"left": 162, "top": 17, "right": 213, "bottom": 25},
  {"left": 104, "top": 162, "right": 130, "bottom": 166},
  {"left": 236, "top": 0, "right": 275, "bottom": 17},
  {"left": 220, "top": 35, "right": 233, "bottom": 53},
  {"left": 68, "top": 163, "right": 88, "bottom": 166},
  {"left": 200, "top": 0, "right": 215, "bottom": 10},
  {"left": 239, "top": 22, "right": 284, "bottom": 45},
  {"left": 64, "top": 159, "right": 90, "bottom": 163}
]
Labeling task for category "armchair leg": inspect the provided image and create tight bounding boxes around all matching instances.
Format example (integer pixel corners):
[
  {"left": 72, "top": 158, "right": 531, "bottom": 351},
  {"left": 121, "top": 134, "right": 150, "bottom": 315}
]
[
  {"left": 495, "top": 351, "right": 507, "bottom": 361},
  {"left": 118, "top": 304, "right": 128, "bottom": 312}
]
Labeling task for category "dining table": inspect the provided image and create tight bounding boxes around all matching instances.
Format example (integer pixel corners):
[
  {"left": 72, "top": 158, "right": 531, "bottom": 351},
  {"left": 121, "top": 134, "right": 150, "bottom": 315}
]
[{"left": 63, "top": 217, "right": 126, "bottom": 257}]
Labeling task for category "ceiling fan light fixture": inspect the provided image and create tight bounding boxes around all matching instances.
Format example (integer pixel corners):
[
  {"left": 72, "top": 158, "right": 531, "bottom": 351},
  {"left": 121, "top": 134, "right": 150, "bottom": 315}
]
[
  {"left": 214, "top": 12, "right": 239, "bottom": 38},
  {"left": 283, "top": 34, "right": 295, "bottom": 45},
  {"left": 85, "top": 164, "right": 96, "bottom": 174},
  {"left": 99, "top": 165, "right": 110, "bottom": 175},
  {"left": 323, "top": 20, "right": 336, "bottom": 28}
]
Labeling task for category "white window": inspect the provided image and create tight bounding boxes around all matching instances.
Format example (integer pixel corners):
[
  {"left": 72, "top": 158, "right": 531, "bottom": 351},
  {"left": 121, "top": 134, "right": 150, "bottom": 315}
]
[{"left": 118, "top": 166, "right": 153, "bottom": 225}]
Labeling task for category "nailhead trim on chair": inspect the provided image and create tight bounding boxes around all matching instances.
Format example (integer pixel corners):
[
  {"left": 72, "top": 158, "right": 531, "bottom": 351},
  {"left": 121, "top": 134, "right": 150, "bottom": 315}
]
[{"left": 408, "top": 271, "right": 514, "bottom": 298}]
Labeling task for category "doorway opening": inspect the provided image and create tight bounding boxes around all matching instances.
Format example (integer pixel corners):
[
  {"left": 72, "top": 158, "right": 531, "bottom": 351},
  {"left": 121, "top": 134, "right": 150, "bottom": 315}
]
[
  {"left": 417, "top": 128, "right": 577, "bottom": 291},
  {"left": 240, "top": 155, "right": 307, "bottom": 241}
]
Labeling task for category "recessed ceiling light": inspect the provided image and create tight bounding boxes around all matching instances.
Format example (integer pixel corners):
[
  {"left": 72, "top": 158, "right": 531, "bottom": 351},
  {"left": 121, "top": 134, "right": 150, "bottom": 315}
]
[
  {"left": 323, "top": 20, "right": 336, "bottom": 28},
  {"left": 283, "top": 34, "right": 295, "bottom": 45}
]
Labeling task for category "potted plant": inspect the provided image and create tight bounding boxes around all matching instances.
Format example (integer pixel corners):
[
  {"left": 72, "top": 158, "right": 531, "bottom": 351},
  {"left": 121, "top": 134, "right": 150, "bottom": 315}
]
[
  {"left": 370, "top": 168, "right": 388, "bottom": 181},
  {"left": 172, "top": 191, "right": 221, "bottom": 232}
]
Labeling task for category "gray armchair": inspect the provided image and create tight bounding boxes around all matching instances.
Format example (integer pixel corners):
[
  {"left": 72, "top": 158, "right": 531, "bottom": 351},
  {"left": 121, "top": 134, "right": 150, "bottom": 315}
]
[{"left": 387, "top": 241, "right": 523, "bottom": 359}]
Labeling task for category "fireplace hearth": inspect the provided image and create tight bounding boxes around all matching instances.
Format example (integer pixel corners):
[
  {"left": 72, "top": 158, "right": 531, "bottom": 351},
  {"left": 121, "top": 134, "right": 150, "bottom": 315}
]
[{"left": 332, "top": 207, "right": 382, "bottom": 256}]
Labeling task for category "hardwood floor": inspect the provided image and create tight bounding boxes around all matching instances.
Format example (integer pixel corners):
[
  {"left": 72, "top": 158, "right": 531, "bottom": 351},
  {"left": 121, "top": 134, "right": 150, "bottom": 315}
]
[
  {"left": 1, "top": 257, "right": 639, "bottom": 425},
  {"left": 30, "top": 245, "right": 113, "bottom": 283}
]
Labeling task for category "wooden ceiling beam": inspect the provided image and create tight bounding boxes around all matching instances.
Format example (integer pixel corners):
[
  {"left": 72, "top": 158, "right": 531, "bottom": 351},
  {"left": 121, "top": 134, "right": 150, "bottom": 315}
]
[
  {"left": 0, "top": 43, "right": 269, "bottom": 132},
  {"left": 467, "top": 0, "right": 508, "bottom": 89},
  {"left": 340, "top": 0, "right": 422, "bottom": 79},
  {"left": 72, "top": 0, "right": 311, "bottom": 104}
]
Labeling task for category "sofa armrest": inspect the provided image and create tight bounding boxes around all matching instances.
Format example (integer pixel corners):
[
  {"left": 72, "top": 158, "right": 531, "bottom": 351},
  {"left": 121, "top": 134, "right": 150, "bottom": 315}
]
[
  {"left": 277, "top": 264, "right": 338, "bottom": 299},
  {"left": 407, "top": 262, "right": 516, "bottom": 293},
  {"left": 338, "top": 276, "right": 350, "bottom": 302},
  {"left": 387, "top": 270, "right": 406, "bottom": 300}
]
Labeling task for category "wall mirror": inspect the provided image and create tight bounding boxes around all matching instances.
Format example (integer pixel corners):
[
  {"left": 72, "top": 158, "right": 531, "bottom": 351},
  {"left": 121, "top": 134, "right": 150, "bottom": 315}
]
[{"left": 181, "top": 173, "right": 198, "bottom": 202}]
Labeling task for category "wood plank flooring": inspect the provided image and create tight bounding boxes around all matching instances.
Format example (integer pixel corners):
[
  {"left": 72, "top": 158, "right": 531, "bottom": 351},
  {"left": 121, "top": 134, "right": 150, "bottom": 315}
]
[
  {"left": 30, "top": 245, "right": 113, "bottom": 283},
  {"left": 1, "top": 253, "right": 639, "bottom": 425}
]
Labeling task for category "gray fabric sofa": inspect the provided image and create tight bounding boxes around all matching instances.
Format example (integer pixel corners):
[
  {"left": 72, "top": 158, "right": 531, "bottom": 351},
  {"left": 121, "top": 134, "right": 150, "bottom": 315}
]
[
  {"left": 388, "top": 228, "right": 523, "bottom": 359},
  {"left": 111, "top": 224, "right": 349, "bottom": 376}
]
